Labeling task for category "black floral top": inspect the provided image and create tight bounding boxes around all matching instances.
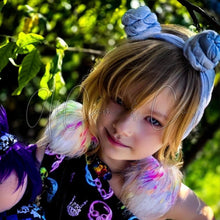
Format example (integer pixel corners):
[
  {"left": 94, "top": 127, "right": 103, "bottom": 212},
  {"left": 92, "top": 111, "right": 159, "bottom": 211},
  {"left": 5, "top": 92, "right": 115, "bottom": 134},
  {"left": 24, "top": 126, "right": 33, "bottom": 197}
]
[{"left": 40, "top": 154, "right": 139, "bottom": 220}]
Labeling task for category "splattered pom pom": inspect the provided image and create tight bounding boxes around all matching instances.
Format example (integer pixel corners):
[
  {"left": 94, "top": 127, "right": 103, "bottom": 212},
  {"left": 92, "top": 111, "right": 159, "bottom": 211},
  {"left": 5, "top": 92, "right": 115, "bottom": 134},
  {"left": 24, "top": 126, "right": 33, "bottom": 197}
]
[
  {"left": 121, "top": 156, "right": 182, "bottom": 219},
  {"left": 44, "top": 101, "right": 97, "bottom": 157}
]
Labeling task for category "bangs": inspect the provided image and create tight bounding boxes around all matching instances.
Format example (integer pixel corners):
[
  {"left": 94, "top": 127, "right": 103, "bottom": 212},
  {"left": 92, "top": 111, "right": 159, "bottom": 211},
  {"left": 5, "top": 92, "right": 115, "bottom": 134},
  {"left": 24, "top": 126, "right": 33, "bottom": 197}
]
[
  {"left": 81, "top": 25, "right": 201, "bottom": 161},
  {"left": 100, "top": 41, "right": 186, "bottom": 111},
  {"left": 104, "top": 69, "right": 157, "bottom": 110}
]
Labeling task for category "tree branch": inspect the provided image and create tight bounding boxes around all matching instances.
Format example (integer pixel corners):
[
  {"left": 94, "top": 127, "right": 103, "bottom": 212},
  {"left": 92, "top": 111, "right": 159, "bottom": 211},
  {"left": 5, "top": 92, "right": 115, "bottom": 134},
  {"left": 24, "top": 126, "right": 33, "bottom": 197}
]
[
  {"left": 67, "top": 47, "right": 105, "bottom": 56},
  {"left": 177, "top": 0, "right": 220, "bottom": 31}
]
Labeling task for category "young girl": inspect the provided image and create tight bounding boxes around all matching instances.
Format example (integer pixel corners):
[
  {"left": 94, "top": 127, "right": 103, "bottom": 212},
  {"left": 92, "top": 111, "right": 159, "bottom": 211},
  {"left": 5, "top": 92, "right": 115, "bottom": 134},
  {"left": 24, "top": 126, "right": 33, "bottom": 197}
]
[
  {"left": 6, "top": 4, "right": 218, "bottom": 220},
  {"left": 36, "top": 5, "right": 219, "bottom": 220}
]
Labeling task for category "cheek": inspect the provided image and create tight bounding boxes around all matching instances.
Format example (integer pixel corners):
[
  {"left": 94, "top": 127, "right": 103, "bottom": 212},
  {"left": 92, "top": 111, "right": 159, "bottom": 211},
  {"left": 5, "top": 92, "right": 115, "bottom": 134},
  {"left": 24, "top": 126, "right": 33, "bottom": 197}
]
[
  {"left": 97, "top": 103, "right": 121, "bottom": 125},
  {"left": 96, "top": 111, "right": 113, "bottom": 135},
  {"left": 0, "top": 173, "right": 27, "bottom": 212},
  {"left": 143, "top": 124, "right": 164, "bottom": 139},
  {"left": 97, "top": 108, "right": 110, "bottom": 124},
  {"left": 138, "top": 127, "right": 164, "bottom": 151}
]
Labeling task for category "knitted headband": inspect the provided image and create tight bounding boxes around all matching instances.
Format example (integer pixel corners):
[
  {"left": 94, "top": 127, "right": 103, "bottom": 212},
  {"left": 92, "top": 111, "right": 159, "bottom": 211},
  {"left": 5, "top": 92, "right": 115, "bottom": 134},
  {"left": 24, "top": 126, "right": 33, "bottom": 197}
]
[{"left": 122, "top": 6, "right": 220, "bottom": 139}]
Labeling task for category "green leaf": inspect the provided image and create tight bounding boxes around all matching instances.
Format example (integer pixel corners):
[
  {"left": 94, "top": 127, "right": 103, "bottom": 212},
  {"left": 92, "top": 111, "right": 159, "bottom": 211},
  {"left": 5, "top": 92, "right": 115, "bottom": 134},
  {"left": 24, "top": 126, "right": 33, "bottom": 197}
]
[
  {"left": 0, "top": 37, "right": 10, "bottom": 48},
  {"left": 0, "top": 42, "right": 16, "bottom": 72},
  {"left": 0, "top": 0, "right": 7, "bottom": 12},
  {"left": 50, "top": 49, "right": 65, "bottom": 74},
  {"left": 16, "top": 32, "right": 44, "bottom": 48},
  {"left": 38, "top": 46, "right": 66, "bottom": 100},
  {"left": 17, "top": 4, "right": 35, "bottom": 14},
  {"left": 38, "top": 62, "right": 53, "bottom": 100},
  {"left": 17, "top": 44, "right": 36, "bottom": 54},
  {"left": 12, "top": 49, "right": 41, "bottom": 95},
  {"left": 50, "top": 54, "right": 59, "bottom": 74},
  {"left": 54, "top": 71, "right": 65, "bottom": 94},
  {"left": 9, "top": 58, "right": 20, "bottom": 67},
  {"left": 56, "top": 49, "right": 65, "bottom": 71},
  {"left": 56, "top": 37, "right": 68, "bottom": 50}
]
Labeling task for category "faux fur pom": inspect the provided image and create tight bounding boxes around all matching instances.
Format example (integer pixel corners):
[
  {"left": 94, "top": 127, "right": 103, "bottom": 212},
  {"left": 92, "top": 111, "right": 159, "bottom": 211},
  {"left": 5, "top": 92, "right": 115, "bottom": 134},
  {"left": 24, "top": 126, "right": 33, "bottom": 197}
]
[
  {"left": 121, "top": 156, "right": 182, "bottom": 220},
  {"left": 43, "top": 101, "right": 97, "bottom": 157}
]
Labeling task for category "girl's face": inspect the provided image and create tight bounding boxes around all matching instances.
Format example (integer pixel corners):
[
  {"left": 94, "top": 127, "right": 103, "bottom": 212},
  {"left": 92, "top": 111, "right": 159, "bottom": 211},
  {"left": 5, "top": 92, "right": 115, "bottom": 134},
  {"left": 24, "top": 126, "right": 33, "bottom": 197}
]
[{"left": 96, "top": 87, "right": 176, "bottom": 164}]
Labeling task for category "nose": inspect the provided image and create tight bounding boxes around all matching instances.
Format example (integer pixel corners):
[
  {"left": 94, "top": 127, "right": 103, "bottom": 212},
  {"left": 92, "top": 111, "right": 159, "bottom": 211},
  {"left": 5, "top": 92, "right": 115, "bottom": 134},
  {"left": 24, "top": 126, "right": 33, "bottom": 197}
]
[{"left": 113, "top": 112, "right": 136, "bottom": 137}]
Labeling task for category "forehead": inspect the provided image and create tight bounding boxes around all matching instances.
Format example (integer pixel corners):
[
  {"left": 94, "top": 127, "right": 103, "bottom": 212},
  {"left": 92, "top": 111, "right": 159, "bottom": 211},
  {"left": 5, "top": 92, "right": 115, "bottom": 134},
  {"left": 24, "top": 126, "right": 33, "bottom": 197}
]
[
  {"left": 150, "top": 86, "right": 176, "bottom": 111},
  {"left": 137, "top": 86, "right": 177, "bottom": 119}
]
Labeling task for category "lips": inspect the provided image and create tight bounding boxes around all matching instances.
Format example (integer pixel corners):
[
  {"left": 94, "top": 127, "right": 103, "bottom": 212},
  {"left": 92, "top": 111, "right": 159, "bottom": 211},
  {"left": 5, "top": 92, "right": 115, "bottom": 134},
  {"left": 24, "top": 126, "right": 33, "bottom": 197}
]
[{"left": 105, "top": 128, "right": 129, "bottom": 148}]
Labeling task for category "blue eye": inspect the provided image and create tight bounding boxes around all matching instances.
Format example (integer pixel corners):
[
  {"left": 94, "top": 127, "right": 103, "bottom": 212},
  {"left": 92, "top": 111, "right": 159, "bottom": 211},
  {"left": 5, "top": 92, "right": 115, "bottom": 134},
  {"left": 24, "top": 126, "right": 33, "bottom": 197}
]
[
  {"left": 146, "top": 116, "right": 162, "bottom": 127},
  {"left": 115, "top": 97, "right": 123, "bottom": 106}
]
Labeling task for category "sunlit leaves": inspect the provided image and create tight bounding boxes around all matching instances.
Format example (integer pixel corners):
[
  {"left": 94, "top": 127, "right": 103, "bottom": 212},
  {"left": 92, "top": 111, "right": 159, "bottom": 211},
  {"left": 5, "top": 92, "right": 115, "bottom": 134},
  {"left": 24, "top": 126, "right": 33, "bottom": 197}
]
[
  {"left": 53, "top": 71, "right": 65, "bottom": 95},
  {"left": 184, "top": 130, "right": 220, "bottom": 217},
  {"left": 214, "top": 71, "right": 220, "bottom": 86},
  {"left": 0, "top": 0, "right": 7, "bottom": 12},
  {"left": 56, "top": 37, "right": 68, "bottom": 50},
  {"left": 39, "top": 37, "right": 67, "bottom": 100},
  {"left": 16, "top": 32, "right": 44, "bottom": 54},
  {"left": 0, "top": 42, "right": 16, "bottom": 72},
  {"left": 16, "top": 32, "right": 44, "bottom": 48},
  {"left": 0, "top": 32, "right": 45, "bottom": 96},
  {"left": 38, "top": 62, "right": 52, "bottom": 100},
  {"left": 17, "top": 4, "right": 35, "bottom": 14},
  {"left": 0, "top": 31, "right": 45, "bottom": 96},
  {"left": 12, "top": 49, "right": 41, "bottom": 95},
  {"left": 76, "top": 4, "right": 86, "bottom": 14},
  {"left": 78, "top": 8, "right": 97, "bottom": 41},
  {"left": 17, "top": 4, "right": 47, "bottom": 34}
]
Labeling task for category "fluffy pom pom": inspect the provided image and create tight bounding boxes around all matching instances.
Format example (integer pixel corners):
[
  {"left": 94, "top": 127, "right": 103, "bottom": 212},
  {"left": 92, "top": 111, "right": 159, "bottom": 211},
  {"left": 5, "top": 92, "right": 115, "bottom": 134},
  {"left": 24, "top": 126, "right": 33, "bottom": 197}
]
[
  {"left": 44, "top": 101, "right": 97, "bottom": 157},
  {"left": 121, "top": 156, "right": 182, "bottom": 219},
  {"left": 122, "top": 6, "right": 161, "bottom": 40}
]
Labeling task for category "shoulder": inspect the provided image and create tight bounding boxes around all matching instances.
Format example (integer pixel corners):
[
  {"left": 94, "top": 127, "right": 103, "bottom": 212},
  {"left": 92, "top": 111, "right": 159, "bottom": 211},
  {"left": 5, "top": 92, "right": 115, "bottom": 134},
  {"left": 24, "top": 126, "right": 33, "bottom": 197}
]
[{"left": 163, "top": 183, "right": 215, "bottom": 220}]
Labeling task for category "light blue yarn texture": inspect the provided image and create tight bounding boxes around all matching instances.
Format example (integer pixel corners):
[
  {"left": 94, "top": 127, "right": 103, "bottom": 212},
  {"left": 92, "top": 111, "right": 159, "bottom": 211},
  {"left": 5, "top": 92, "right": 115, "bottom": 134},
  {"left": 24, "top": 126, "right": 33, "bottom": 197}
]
[{"left": 122, "top": 6, "right": 220, "bottom": 139}]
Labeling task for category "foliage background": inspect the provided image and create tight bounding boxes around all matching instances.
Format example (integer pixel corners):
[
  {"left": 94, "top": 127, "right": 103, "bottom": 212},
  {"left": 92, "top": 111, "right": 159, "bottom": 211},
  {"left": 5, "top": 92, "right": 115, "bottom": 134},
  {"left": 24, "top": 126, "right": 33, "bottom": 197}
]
[{"left": 0, "top": 0, "right": 220, "bottom": 218}]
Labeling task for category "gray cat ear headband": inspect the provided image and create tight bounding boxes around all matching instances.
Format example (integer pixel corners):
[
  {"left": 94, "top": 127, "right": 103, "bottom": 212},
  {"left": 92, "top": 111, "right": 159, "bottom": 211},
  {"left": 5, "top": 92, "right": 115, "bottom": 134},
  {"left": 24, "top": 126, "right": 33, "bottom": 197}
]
[{"left": 122, "top": 6, "right": 220, "bottom": 139}]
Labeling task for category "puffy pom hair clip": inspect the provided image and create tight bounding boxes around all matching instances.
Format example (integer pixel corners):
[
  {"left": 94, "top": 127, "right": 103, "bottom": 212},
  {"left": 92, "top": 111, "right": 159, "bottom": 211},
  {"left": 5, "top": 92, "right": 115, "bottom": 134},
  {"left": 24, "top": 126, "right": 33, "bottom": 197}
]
[
  {"left": 122, "top": 6, "right": 220, "bottom": 139},
  {"left": 0, "top": 106, "right": 42, "bottom": 201}
]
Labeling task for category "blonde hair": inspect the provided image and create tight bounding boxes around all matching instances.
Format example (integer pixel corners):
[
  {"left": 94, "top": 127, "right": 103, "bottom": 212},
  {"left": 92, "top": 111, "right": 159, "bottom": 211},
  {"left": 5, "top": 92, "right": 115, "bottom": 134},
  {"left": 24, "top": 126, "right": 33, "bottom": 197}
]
[
  {"left": 37, "top": 25, "right": 202, "bottom": 219},
  {"left": 79, "top": 26, "right": 202, "bottom": 218},
  {"left": 81, "top": 25, "right": 201, "bottom": 164}
]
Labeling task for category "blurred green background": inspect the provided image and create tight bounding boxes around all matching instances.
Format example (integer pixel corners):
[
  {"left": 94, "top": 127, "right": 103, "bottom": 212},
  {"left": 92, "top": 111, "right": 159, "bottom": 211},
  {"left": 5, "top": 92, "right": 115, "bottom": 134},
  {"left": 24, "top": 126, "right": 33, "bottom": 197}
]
[{"left": 0, "top": 0, "right": 220, "bottom": 218}]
